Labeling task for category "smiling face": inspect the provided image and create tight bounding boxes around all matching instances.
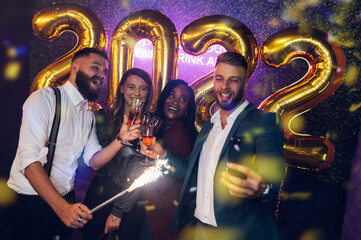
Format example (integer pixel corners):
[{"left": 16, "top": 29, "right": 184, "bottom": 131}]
[
  {"left": 74, "top": 52, "right": 108, "bottom": 101},
  {"left": 120, "top": 74, "right": 149, "bottom": 110},
  {"left": 163, "top": 84, "right": 190, "bottom": 123},
  {"left": 213, "top": 62, "right": 248, "bottom": 113}
]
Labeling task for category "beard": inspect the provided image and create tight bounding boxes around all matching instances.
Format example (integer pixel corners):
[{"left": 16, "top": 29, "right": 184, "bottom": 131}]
[
  {"left": 75, "top": 70, "right": 100, "bottom": 102},
  {"left": 215, "top": 90, "right": 244, "bottom": 111}
]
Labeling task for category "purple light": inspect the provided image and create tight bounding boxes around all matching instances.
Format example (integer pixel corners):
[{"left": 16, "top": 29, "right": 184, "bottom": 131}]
[
  {"left": 133, "top": 39, "right": 226, "bottom": 84},
  {"left": 2, "top": 39, "right": 10, "bottom": 46}
]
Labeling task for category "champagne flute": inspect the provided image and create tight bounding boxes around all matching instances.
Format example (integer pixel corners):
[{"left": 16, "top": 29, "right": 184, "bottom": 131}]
[
  {"left": 140, "top": 115, "right": 163, "bottom": 165},
  {"left": 133, "top": 112, "right": 152, "bottom": 156},
  {"left": 142, "top": 126, "right": 154, "bottom": 164},
  {"left": 150, "top": 116, "right": 163, "bottom": 135},
  {"left": 121, "top": 97, "right": 143, "bottom": 146}
]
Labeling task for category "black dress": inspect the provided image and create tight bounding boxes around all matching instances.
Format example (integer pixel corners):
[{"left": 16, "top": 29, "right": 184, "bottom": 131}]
[{"left": 82, "top": 109, "right": 147, "bottom": 240}]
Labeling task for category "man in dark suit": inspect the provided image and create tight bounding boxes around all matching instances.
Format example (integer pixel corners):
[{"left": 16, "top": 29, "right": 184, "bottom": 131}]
[{"left": 143, "top": 51, "right": 285, "bottom": 239}]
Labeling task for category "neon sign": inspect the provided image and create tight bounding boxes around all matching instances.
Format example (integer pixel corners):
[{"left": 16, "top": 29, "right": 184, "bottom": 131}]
[{"left": 134, "top": 39, "right": 226, "bottom": 82}]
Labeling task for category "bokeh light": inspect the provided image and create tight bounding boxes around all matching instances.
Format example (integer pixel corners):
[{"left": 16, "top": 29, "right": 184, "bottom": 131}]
[
  {"left": 4, "top": 61, "right": 22, "bottom": 81},
  {"left": 0, "top": 178, "right": 16, "bottom": 206},
  {"left": 344, "top": 64, "right": 360, "bottom": 87},
  {"left": 299, "top": 228, "right": 326, "bottom": 240},
  {"left": 281, "top": 191, "right": 312, "bottom": 201}
]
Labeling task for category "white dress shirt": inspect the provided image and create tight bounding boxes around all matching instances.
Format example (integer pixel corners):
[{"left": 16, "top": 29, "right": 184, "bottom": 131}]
[
  {"left": 8, "top": 81, "right": 102, "bottom": 196},
  {"left": 194, "top": 100, "right": 249, "bottom": 226}
]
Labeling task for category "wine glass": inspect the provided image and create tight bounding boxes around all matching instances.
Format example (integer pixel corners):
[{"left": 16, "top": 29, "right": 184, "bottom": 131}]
[
  {"left": 121, "top": 97, "right": 143, "bottom": 146},
  {"left": 140, "top": 115, "right": 163, "bottom": 165},
  {"left": 133, "top": 112, "right": 152, "bottom": 156},
  {"left": 150, "top": 116, "right": 163, "bottom": 135}
]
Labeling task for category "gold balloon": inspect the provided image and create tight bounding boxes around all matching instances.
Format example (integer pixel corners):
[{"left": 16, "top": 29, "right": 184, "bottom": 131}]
[
  {"left": 182, "top": 15, "right": 259, "bottom": 129},
  {"left": 189, "top": 72, "right": 214, "bottom": 132},
  {"left": 109, "top": 10, "right": 179, "bottom": 109},
  {"left": 259, "top": 26, "right": 345, "bottom": 170},
  {"left": 30, "top": 2, "right": 108, "bottom": 93}
]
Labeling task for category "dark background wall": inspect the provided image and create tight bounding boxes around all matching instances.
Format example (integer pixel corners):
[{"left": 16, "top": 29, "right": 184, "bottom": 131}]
[{"left": 0, "top": 1, "right": 35, "bottom": 238}]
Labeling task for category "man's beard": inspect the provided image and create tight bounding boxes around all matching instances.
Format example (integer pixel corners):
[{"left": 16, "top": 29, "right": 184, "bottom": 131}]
[
  {"left": 215, "top": 90, "right": 244, "bottom": 111},
  {"left": 75, "top": 70, "right": 100, "bottom": 102}
]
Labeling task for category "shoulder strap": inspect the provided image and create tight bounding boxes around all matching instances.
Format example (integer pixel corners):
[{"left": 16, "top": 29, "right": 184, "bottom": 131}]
[{"left": 45, "top": 86, "right": 61, "bottom": 176}]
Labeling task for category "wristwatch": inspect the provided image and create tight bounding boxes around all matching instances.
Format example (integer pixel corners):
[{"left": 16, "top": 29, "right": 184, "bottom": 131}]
[{"left": 261, "top": 183, "right": 272, "bottom": 199}]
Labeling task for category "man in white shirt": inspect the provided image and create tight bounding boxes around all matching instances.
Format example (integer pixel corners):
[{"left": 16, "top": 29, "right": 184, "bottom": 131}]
[
  {"left": 7, "top": 48, "right": 140, "bottom": 240},
  {"left": 143, "top": 52, "right": 285, "bottom": 239}
]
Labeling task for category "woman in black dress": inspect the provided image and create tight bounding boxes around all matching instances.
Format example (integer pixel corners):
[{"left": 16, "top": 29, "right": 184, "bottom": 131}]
[{"left": 83, "top": 68, "right": 153, "bottom": 240}]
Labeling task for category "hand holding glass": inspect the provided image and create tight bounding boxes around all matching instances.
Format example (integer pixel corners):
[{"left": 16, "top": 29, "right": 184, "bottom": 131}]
[
  {"left": 133, "top": 112, "right": 152, "bottom": 156},
  {"left": 141, "top": 116, "right": 163, "bottom": 165},
  {"left": 121, "top": 98, "right": 143, "bottom": 146}
]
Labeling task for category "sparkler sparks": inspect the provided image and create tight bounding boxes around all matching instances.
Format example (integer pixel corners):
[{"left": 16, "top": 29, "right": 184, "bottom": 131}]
[
  {"left": 128, "top": 159, "right": 168, "bottom": 191},
  {"left": 88, "top": 159, "right": 168, "bottom": 215}
]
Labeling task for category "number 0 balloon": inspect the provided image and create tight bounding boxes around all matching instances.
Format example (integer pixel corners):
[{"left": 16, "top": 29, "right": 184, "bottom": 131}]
[{"left": 109, "top": 10, "right": 178, "bottom": 108}]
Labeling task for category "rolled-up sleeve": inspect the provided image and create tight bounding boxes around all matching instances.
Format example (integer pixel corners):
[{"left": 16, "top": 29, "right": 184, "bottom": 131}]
[
  {"left": 83, "top": 115, "right": 103, "bottom": 166},
  {"left": 17, "top": 89, "right": 54, "bottom": 174}
]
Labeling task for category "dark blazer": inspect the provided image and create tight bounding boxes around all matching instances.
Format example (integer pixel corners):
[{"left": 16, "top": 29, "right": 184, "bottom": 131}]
[{"left": 167, "top": 103, "right": 285, "bottom": 240}]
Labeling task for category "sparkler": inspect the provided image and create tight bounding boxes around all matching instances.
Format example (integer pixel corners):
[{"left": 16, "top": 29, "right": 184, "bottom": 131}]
[{"left": 88, "top": 159, "right": 168, "bottom": 215}]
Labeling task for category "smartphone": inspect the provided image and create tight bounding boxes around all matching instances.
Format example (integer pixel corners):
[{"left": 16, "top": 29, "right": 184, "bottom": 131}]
[{"left": 227, "top": 136, "right": 257, "bottom": 179}]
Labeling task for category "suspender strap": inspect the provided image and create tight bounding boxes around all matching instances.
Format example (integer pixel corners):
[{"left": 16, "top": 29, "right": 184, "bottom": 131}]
[
  {"left": 89, "top": 118, "right": 94, "bottom": 139},
  {"left": 45, "top": 86, "right": 61, "bottom": 176}
]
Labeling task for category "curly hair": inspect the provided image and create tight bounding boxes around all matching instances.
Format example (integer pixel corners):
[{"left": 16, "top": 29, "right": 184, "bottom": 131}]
[{"left": 155, "top": 79, "right": 198, "bottom": 143}]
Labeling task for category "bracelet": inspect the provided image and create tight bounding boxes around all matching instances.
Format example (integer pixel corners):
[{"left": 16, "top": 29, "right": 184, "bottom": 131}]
[{"left": 115, "top": 133, "right": 123, "bottom": 144}]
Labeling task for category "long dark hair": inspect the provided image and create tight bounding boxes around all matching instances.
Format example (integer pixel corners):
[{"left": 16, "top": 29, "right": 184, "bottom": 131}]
[
  {"left": 107, "top": 68, "right": 153, "bottom": 134},
  {"left": 155, "top": 79, "right": 198, "bottom": 142}
]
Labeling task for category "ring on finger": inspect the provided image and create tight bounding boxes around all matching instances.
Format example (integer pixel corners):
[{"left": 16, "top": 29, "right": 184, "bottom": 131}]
[
  {"left": 78, "top": 217, "right": 82, "bottom": 223},
  {"left": 79, "top": 211, "right": 82, "bottom": 217}
]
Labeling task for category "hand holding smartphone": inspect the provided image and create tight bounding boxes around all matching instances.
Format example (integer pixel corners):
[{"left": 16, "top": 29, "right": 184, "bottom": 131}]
[{"left": 227, "top": 136, "right": 257, "bottom": 179}]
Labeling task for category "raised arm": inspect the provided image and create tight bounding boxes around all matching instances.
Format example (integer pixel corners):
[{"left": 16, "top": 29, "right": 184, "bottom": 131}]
[
  {"left": 88, "top": 114, "right": 141, "bottom": 170},
  {"left": 139, "top": 137, "right": 190, "bottom": 180}
]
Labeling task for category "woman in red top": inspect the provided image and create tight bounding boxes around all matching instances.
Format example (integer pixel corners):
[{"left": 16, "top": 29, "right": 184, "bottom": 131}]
[{"left": 143, "top": 79, "right": 198, "bottom": 240}]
